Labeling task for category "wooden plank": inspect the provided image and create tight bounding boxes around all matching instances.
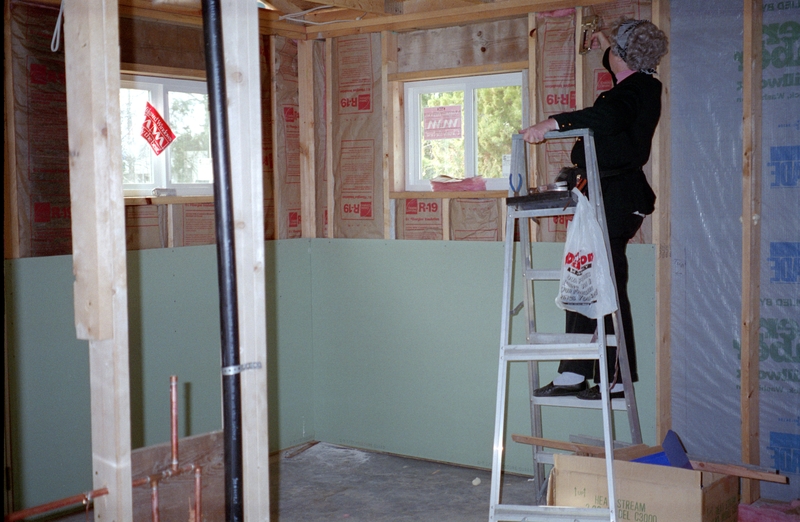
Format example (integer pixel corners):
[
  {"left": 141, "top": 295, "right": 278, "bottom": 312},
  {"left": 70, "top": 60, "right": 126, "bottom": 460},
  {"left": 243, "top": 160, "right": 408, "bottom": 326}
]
[
  {"left": 390, "top": 190, "right": 507, "bottom": 199},
  {"left": 4, "top": 0, "right": 20, "bottom": 259},
  {"left": 651, "top": 0, "right": 673, "bottom": 444},
  {"left": 258, "top": 12, "right": 309, "bottom": 40},
  {"left": 691, "top": 460, "right": 787, "bottom": 484},
  {"left": 270, "top": 36, "right": 283, "bottom": 238},
  {"left": 384, "top": 31, "right": 405, "bottom": 199},
  {"left": 220, "top": 0, "right": 271, "bottom": 517},
  {"left": 307, "top": 0, "right": 609, "bottom": 39},
  {"left": 401, "top": 0, "right": 487, "bottom": 14},
  {"left": 741, "top": 0, "right": 763, "bottom": 504},
  {"left": 574, "top": 7, "right": 585, "bottom": 111},
  {"left": 302, "top": 0, "right": 388, "bottom": 15},
  {"left": 392, "top": 84, "right": 405, "bottom": 191},
  {"left": 264, "top": 0, "right": 303, "bottom": 15},
  {"left": 389, "top": 61, "right": 528, "bottom": 82},
  {"left": 613, "top": 444, "right": 665, "bottom": 462},
  {"left": 381, "top": 31, "right": 398, "bottom": 237},
  {"left": 512, "top": 434, "right": 606, "bottom": 455},
  {"left": 527, "top": 12, "right": 539, "bottom": 236},
  {"left": 63, "top": 0, "right": 133, "bottom": 519},
  {"left": 326, "top": 40, "right": 335, "bottom": 238},
  {"left": 511, "top": 434, "right": 657, "bottom": 461},
  {"left": 120, "top": 62, "right": 205, "bottom": 80},
  {"left": 298, "top": 39, "right": 317, "bottom": 238},
  {"left": 131, "top": 431, "right": 225, "bottom": 520},
  {"left": 396, "top": 19, "right": 527, "bottom": 73},
  {"left": 124, "top": 195, "right": 214, "bottom": 206},
  {"left": 119, "top": 0, "right": 203, "bottom": 27}
]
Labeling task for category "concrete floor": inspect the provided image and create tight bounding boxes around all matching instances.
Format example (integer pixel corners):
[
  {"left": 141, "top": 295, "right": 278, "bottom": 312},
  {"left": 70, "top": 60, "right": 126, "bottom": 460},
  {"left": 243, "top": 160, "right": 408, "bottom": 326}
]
[
  {"left": 22, "top": 445, "right": 800, "bottom": 520},
  {"left": 269, "top": 442, "right": 535, "bottom": 521},
  {"left": 42, "top": 442, "right": 536, "bottom": 521}
]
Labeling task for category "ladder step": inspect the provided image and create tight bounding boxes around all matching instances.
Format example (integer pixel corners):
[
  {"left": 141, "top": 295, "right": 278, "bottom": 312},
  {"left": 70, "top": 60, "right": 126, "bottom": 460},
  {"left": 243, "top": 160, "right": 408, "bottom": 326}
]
[
  {"left": 524, "top": 268, "right": 561, "bottom": 280},
  {"left": 502, "top": 344, "right": 602, "bottom": 361},
  {"left": 531, "top": 395, "right": 629, "bottom": 410},
  {"left": 527, "top": 332, "right": 618, "bottom": 347},
  {"left": 491, "top": 504, "right": 612, "bottom": 522},
  {"left": 508, "top": 207, "right": 576, "bottom": 219},
  {"left": 531, "top": 396, "right": 628, "bottom": 411}
]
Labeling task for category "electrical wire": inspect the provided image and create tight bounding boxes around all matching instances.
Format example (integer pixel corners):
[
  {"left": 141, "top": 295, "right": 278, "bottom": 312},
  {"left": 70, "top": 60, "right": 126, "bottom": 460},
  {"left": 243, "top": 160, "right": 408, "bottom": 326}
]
[
  {"left": 50, "top": 0, "right": 64, "bottom": 52},
  {"left": 278, "top": 4, "right": 365, "bottom": 25}
]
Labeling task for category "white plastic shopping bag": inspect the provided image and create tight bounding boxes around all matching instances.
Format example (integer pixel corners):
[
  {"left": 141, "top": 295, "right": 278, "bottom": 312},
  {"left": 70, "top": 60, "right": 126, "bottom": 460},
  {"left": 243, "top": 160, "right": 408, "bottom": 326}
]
[{"left": 555, "top": 188, "right": 618, "bottom": 319}]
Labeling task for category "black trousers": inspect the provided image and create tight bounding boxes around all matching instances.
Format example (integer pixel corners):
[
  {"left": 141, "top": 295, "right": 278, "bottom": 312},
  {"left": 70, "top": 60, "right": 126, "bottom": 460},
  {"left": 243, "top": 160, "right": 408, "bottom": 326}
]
[{"left": 557, "top": 213, "right": 643, "bottom": 384}]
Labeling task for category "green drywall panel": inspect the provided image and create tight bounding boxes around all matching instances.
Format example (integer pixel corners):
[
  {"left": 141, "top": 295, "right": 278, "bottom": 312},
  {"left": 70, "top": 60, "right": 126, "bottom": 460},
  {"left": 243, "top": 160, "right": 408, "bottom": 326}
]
[
  {"left": 4, "top": 239, "right": 654, "bottom": 508},
  {"left": 309, "top": 239, "right": 656, "bottom": 473},
  {"left": 127, "top": 246, "right": 224, "bottom": 448},
  {"left": 4, "top": 256, "right": 93, "bottom": 509},
  {"left": 264, "top": 240, "right": 316, "bottom": 451},
  {"left": 129, "top": 242, "right": 316, "bottom": 452},
  {"left": 4, "top": 242, "right": 316, "bottom": 509}
]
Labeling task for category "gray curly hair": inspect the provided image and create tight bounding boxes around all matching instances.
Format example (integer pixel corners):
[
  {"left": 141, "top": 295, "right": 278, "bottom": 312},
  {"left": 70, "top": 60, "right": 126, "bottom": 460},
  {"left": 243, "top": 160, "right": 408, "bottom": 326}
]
[{"left": 611, "top": 18, "right": 669, "bottom": 73}]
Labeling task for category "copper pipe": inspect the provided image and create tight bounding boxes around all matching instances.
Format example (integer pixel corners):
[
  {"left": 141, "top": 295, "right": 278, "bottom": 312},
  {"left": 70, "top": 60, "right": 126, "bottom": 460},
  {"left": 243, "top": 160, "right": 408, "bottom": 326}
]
[
  {"left": 194, "top": 467, "right": 203, "bottom": 522},
  {"left": 133, "top": 463, "right": 196, "bottom": 490},
  {"left": 4, "top": 487, "right": 108, "bottom": 522},
  {"left": 151, "top": 479, "right": 160, "bottom": 522},
  {"left": 170, "top": 375, "right": 179, "bottom": 471}
]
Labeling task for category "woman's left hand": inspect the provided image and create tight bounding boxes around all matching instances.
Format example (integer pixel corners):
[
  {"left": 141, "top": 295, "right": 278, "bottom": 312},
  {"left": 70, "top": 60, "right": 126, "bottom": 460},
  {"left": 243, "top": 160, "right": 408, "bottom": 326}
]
[{"left": 521, "top": 118, "right": 558, "bottom": 144}]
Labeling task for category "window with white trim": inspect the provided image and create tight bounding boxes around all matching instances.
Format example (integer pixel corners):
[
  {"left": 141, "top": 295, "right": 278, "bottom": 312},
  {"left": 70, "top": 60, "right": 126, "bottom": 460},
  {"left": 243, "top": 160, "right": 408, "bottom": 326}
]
[
  {"left": 120, "top": 75, "right": 213, "bottom": 196},
  {"left": 404, "top": 72, "right": 524, "bottom": 191}
]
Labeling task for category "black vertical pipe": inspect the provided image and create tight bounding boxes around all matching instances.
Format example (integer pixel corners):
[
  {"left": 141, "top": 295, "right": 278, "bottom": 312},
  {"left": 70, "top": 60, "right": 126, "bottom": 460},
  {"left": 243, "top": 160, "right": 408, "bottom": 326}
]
[{"left": 200, "top": 1, "right": 244, "bottom": 520}]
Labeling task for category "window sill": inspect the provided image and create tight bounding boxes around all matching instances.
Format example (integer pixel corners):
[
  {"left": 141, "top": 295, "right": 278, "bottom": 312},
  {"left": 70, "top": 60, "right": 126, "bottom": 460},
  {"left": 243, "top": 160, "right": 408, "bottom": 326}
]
[
  {"left": 390, "top": 190, "right": 507, "bottom": 200},
  {"left": 124, "top": 195, "right": 214, "bottom": 206}
]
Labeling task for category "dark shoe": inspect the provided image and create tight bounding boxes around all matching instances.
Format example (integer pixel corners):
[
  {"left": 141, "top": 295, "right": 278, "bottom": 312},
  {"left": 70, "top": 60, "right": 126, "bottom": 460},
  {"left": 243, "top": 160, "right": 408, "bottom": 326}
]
[
  {"left": 576, "top": 385, "right": 624, "bottom": 400},
  {"left": 533, "top": 380, "right": 587, "bottom": 397}
]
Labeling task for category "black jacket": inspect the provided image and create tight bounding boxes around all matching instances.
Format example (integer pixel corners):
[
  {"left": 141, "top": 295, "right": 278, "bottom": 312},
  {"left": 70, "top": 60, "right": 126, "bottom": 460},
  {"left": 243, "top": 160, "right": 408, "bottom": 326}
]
[
  {"left": 551, "top": 71, "right": 661, "bottom": 236},
  {"left": 552, "top": 71, "right": 663, "bottom": 171}
]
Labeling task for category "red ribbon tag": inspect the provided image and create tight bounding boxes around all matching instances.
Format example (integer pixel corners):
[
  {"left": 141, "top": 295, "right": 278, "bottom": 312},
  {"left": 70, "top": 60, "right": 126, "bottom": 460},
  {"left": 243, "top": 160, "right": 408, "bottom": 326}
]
[{"left": 141, "top": 102, "right": 175, "bottom": 156}]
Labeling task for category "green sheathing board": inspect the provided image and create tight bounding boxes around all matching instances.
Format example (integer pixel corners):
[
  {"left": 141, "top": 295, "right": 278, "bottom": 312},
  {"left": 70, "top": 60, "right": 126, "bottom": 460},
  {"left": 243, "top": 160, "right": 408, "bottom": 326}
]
[
  {"left": 126, "top": 246, "right": 224, "bottom": 448},
  {"left": 4, "top": 239, "right": 654, "bottom": 507},
  {"left": 4, "top": 256, "right": 93, "bottom": 509},
  {"left": 264, "top": 240, "right": 316, "bottom": 450},
  {"left": 310, "top": 240, "right": 656, "bottom": 473},
  {"left": 4, "top": 242, "right": 316, "bottom": 508},
  {"left": 129, "top": 242, "right": 314, "bottom": 452}
]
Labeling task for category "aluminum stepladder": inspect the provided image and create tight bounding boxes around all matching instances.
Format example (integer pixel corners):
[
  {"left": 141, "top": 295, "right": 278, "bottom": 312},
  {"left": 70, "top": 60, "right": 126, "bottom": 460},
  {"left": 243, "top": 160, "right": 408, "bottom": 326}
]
[{"left": 488, "top": 130, "right": 642, "bottom": 522}]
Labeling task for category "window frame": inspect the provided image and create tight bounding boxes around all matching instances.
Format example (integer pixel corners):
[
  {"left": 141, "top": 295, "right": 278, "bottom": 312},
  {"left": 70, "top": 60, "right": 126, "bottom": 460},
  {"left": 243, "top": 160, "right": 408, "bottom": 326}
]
[
  {"left": 404, "top": 71, "right": 525, "bottom": 192},
  {"left": 120, "top": 75, "right": 213, "bottom": 197}
]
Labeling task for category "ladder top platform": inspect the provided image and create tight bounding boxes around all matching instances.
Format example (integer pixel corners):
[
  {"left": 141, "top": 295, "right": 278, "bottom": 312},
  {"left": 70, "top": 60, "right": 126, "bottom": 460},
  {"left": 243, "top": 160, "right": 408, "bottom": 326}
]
[{"left": 506, "top": 190, "right": 577, "bottom": 211}]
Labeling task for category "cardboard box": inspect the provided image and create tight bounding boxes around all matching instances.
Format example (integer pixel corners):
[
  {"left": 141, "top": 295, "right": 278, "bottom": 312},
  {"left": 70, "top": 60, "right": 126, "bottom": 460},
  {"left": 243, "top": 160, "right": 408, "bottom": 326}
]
[{"left": 547, "top": 454, "right": 739, "bottom": 522}]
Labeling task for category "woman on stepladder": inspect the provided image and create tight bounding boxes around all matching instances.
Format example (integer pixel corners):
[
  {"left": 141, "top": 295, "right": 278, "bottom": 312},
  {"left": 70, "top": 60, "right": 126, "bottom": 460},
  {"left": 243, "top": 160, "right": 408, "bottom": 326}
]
[{"left": 522, "top": 18, "right": 668, "bottom": 400}]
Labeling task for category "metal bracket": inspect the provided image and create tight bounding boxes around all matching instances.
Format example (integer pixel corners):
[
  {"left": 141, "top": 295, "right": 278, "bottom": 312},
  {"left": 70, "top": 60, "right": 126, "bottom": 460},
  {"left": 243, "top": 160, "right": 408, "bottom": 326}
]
[
  {"left": 221, "top": 361, "right": 263, "bottom": 376},
  {"left": 579, "top": 15, "right": 600, "bottom": 55}
]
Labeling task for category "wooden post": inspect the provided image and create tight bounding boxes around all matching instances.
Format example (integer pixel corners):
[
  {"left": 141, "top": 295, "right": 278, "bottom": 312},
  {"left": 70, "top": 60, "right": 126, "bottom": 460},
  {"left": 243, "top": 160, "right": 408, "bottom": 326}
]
[
  {"left": 381, "top": 31, "right": 399, "bottom": 238},
  {"left": 574, "top": 7, "right": 585, "bottom": 111},
  {"left": 741, "top": 0, "right": 763, "bottom": 504},
  {"left": 526, "top": 13, "right": 539, "bottom": 244},
  {"left": 269, "top": 35, "right": 283, "bottom": 239},
  {"left": 219, "top": 0, "right": 271, "bottom": 517},
  {"left": 63, "top": 0, "right": 132, "bottom": 519},
  {"left": 4, "top": 0, "right": 20, "bottom": 260},
  {"left": 326, "top": 39, "right": 335, "bottom": 238},
  {"left": 651, "top": 0, "right": 673, "bottom": 443},
  {"left": 298, "top": 39, "right": 317, "bottom": 238}
]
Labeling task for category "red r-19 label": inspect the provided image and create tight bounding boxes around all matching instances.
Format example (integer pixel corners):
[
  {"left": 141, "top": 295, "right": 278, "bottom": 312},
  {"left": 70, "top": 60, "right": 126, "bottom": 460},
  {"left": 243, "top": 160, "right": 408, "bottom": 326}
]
[{"left": 546, "top": 91, "right": 576, "bottom": 108}]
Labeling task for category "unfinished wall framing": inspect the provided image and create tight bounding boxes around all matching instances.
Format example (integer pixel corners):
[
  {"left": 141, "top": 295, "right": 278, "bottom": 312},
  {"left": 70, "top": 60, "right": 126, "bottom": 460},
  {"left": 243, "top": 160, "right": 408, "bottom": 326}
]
[{"left": 6, "top": 0, "right": 792, "bottom": 514}]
